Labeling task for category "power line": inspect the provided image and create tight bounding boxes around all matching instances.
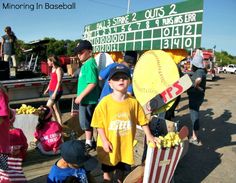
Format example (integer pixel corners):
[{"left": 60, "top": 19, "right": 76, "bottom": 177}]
[{"left": 88, "top": 0, "right": 126, "bottom": 10}]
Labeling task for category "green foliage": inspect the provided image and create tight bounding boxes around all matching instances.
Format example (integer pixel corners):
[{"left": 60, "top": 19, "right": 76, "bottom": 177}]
[
  {"left": 46, "top": 38, "right": 67, "bottom": 56},
  {"left": 66, "top": 39, "right": 81, "bottom": 56},
  {"left": 215, "top": 51, "right": 236, "bottom": 66},
  {"left": 14, "top": 38, "right": 80, "bottom": 63},
  {"left": 15, "top": 40, "right": 25, "bottom": 63}
]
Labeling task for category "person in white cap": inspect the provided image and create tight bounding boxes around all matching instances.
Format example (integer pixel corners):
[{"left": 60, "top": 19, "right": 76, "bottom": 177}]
[{"left": 187, "top": 48, "right": 206, "bottom": 146}]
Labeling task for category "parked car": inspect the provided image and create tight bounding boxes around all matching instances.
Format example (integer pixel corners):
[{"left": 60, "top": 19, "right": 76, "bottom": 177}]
[
  {"left": 218, "top": 66, "right": 224, "bottom": 73},
  {"left": 223, "top": 64, "right": 236, "bottom": 74}
]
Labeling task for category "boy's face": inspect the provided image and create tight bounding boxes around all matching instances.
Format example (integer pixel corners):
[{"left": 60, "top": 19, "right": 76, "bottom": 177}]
[
  {"left": 77, "top": 49, "right": 92, "bottom": 63},
  {"left": 108, "top": 73, "right": 130, "bottom": 93}
]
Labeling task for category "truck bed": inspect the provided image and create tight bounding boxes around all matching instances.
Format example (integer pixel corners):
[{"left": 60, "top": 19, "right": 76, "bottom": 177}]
[{"left": 1, "top": 75, "right": 78, "bottom": 101}]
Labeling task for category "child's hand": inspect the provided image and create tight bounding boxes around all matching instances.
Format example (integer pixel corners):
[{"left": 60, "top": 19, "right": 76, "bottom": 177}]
[
  {"left": 102, "top": 140, "right": 113, "bottom": 153},
  {"left": 146, "top": 134, "right": 159, "bottom": 145},
  {"left": 75, "top": 96, "right": 82, "bottom": 104},
  {"left": 43, "top": 90, "right": 48, "bottom": 95}
]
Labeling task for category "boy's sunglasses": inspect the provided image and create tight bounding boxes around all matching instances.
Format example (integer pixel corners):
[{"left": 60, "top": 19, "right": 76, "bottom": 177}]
[
  {"left": 77, "top": 49, "right": 86, "bottom": 55},
  {"left": 111, "top": 75, "right": 129, "bottom": 81}
]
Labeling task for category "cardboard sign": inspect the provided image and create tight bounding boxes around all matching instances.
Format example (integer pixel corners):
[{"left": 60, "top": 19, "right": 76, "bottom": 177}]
[
  {"left": 142, "top": 74, "right": 192, "bottom": 114},
  {"left": 133, "top": 50, "right": 179, "bottom": 113},
  {"left": 67, "top": 63, "right": 80, "bottom": 76}
]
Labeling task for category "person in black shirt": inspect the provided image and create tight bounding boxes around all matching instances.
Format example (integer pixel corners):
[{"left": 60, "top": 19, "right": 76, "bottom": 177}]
[{"left": 1, "top": 26, "right": 18, "bottom": 67}]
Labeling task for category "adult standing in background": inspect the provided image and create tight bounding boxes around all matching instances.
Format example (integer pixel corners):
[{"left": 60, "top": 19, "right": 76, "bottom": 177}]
[
  {"left": 187, "top": 48, "right": 206, "bottom": 145},
  {"left": 1, "top": 26, "right": 18, "bottom": 67},
  {"left": 44, "top": 55, "right": 64, "bottom": 125}
]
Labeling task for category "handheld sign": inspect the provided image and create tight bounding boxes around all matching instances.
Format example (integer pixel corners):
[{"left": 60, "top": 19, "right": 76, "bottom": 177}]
[
  {"left": 133, "top": 50, "right": 179, "bottom": 113},
  {"left": 83, "top": 0, "right": 203, "bottom": 52},
  {"left": 143, "top": 74, "right": 192, "bottom": 114}
]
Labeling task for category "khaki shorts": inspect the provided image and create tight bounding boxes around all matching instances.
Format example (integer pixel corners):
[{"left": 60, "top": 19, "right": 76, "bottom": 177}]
[{"left": 4, "top": 54, "right": 17, "bottom": 67}]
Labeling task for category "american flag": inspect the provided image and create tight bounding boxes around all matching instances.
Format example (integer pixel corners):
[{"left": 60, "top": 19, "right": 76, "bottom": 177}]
[
  {"left": 0, "top": 156, "right": 27, "bottom": 183},
  {"left": 71, "top": 98, "right": 79, "bottom": 116},
  {"left": 143, "top": 144, "right": 183, "bottom": 183}
]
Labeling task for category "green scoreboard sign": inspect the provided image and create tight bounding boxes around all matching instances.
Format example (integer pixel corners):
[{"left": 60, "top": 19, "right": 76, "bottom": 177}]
[{"left": 83, "top": 0, "right": 203, "bottom": 52}]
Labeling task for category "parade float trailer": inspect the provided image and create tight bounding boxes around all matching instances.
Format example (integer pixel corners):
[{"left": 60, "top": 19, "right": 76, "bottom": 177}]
[{"left": 0, "top": 40, "right": 78, "bottom": 101}]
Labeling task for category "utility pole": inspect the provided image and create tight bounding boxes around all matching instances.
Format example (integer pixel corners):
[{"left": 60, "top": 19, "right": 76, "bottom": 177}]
[
  {"left": 213, "top": 45, "right": 216, "bottom": 62},
  {"left": 127, "top": 0, "right": 131, "bottom": 14}
]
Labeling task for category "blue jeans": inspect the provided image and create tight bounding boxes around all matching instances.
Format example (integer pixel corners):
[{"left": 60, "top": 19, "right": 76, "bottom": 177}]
[
  {"left": 190, "top": 109, "right": 200, "bottom": 131},
  {"left": 79, "top": 104, "right": 96, "bottom": 130},
  {"left": 189, "top": 95, "right": 204, "bottom": 131}
]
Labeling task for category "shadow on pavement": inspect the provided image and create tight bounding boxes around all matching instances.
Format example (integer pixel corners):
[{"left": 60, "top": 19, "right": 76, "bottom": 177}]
[{"left": 174, "top": 108, "right": 235, "bottom": 183}]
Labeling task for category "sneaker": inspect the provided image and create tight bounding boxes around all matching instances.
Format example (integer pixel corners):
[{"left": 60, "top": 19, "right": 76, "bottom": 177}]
[
  {"left": 189, "top": 138, "right": 202, "bottom": 146},
  {"left": 30, "top": 141, "right": 37, "bottom": 149},
  {"left": 85, "top": 143, "right": 95, "bottom": 153}
]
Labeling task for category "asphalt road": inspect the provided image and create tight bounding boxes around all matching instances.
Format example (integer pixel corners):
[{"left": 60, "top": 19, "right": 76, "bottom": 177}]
[
  {"left": 22, "top": 73, "right": 236, "bottom": 183},
  {"left": 173, "top": 73, "right": 236, "bottom": 183}
]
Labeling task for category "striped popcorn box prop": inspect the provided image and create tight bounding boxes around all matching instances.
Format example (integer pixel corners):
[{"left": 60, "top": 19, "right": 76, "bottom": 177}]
[
  {"left": 143, "top": 143, "right": 183, "bottom": 183},
  {"left": 0, "top": 156, "right": 27, "bottom": 183},
  {"left": 143, "top": 126, "right": 188, "bottom": 183}
]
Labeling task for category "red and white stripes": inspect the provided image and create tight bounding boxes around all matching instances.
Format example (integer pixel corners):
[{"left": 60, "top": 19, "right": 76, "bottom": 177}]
[
  {"left": 143, "top": 144, "right": 183, "bottom": 183},
  {"left": 0, "top": 157, "right": 26, "bottom": 183}
]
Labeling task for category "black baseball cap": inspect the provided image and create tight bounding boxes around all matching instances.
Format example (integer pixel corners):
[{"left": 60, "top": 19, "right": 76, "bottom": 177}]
[
  {"left": 124, "top": 55, "right": 135, "bottom": 64},
  {"left": 60, "top": 140, "right": 90, "bottom": 165},
  {"left": 108, "top": 64, "right": 131, "bottom": 80},
  {"left": 74, "top": 40, "right": 93, "bottom": 54}
]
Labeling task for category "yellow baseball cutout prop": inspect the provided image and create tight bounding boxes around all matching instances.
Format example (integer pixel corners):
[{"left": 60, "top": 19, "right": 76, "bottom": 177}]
[
  {"left": 164, "top": 49, "right": 188, "bottom": 64},
  {"left": 133, "top": 50, "right": 179, "bottom": 113}
]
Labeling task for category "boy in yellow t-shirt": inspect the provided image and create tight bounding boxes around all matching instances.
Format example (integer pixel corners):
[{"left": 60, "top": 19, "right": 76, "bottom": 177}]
[{"left": 91, "top": 64, "right": 157, "bottom": 182}]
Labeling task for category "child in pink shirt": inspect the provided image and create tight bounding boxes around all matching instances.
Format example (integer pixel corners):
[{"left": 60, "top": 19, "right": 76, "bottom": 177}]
[
  {"left": 0, "top": 84, "right": 10, "bottom": 170},
  {"left": 34, "top": 106, "right": 63, "bottom": 155},
  {"left": 9, "top": 109, "right": 28, "bottom": 161}
]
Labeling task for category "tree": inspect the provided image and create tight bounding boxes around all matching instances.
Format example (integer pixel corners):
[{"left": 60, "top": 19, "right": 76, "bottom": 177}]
[{"left": 215, "top": 51, "right": 236, "bottom": 66}]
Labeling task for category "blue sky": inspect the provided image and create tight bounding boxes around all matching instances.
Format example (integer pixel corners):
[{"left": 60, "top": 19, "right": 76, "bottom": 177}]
[{"left": 1, "top": 0, "right": 236, "bottom": 55}]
